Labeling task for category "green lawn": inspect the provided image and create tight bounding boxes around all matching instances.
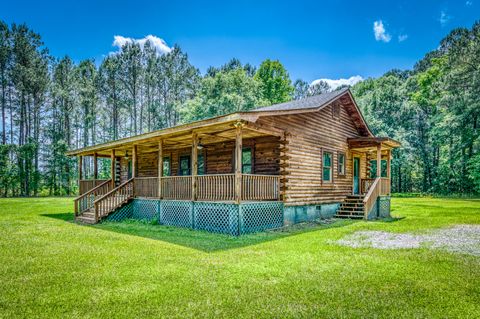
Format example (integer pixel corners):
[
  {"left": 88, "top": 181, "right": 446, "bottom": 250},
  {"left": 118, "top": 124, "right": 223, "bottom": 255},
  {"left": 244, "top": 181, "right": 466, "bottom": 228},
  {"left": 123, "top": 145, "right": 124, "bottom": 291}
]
[{"left": 0, "top": 197, "right": 479, "bottom": 318}]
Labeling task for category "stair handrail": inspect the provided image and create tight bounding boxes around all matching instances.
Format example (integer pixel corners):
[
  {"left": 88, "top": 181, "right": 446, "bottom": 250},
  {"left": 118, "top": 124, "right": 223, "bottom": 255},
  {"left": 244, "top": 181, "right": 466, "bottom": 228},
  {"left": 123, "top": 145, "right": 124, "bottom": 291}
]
[
  {"left": 94, "top": 178, "right": 135, "bottom": 222},
  {"left": 74, "top": 179, "right": 112, "bottom": 215},
  {"left": 362, "top": 177, "right": 381, "bottom": 219}
]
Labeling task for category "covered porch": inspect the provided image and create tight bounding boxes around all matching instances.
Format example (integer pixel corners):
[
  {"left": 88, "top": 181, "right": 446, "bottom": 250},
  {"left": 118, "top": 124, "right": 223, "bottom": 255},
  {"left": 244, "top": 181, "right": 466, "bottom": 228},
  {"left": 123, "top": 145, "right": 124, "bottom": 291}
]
[
  {"left": 346, "top": 137, "right": 401, "bottom": 218},
  {"left": 73, "top": 119, "right": 286, "bottom": 221}
]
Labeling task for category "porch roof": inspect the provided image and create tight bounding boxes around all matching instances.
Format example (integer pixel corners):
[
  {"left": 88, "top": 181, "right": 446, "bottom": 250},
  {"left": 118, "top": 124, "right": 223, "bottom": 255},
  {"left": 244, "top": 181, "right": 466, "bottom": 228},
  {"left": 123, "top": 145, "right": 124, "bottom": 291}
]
[
  {"left": 66, "top": 114, "right": 285, "bottom": 157},
  {"left": 347, "top": 137, "right": 401, "bottom": 151},
  {"left": 66, "top": 88, "right": 373, "bottom": 157}
]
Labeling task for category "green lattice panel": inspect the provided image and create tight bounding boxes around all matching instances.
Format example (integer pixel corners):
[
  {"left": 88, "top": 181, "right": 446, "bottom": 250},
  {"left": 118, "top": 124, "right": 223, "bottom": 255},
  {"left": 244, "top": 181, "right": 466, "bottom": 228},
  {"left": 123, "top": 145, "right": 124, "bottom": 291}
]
[
  {"left": 132, "top": 199, "right": 159, "bottom": 221},
  {"left": 160, "top": 201, "right": 193, "bottom": 228},
  {"left": 194, "top": 202, "right": 239, "bottom": 235},
  {"left": 240, "top": 202, "right": 283, "bottom": 234},
  {"left": 105, "top": 202, "right": 133, "bottom": 222},
  {"left": 378, "top": 196, "right": 391, "bottom": 218}
]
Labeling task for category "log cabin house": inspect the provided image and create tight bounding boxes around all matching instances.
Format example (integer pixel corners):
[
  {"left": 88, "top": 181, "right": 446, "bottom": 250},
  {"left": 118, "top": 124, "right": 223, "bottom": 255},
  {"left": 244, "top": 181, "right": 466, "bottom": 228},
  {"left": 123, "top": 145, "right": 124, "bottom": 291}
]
[{"left": 67, "top": 88, "right": 400, "bottom": 235}]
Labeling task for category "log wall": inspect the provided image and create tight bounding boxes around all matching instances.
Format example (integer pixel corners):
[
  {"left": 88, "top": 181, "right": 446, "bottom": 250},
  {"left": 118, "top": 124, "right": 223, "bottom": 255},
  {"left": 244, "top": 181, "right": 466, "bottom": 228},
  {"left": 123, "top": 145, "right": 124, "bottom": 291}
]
[{"left": 255, "top": 103, "right": 366, "bottom": 205}]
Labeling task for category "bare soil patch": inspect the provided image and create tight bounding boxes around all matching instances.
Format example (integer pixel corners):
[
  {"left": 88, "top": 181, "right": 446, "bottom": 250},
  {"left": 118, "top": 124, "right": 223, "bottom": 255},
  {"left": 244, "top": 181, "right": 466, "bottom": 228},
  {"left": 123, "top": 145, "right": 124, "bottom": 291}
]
[{"left": 337, "top": 225, "right": 480, "bottom": 256}]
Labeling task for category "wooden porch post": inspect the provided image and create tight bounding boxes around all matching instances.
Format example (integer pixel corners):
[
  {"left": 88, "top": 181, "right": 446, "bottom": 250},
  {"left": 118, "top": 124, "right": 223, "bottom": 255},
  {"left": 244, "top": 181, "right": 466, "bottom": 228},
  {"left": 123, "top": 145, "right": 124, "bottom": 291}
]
[
  {"left": 110, "top": 150, "right": 116, "bottom": 188},
  {"left": 234, "top": 122, "right": 243, "bottom": 204},
  {"left": 386, "top": 149, "right": 391, "bottom": 178},
  {"left": 132, "top": 145, "right": 137, "bottom": 178},
  {"left": 191, "top": 132, "right": 198, "bottom": 201},
  {"left": 93, "top": 153, "right": 98, "bottom": 180},
  {"left": 376, "top": 144, "right": 382, "bottom": 178},
  {"left": 158, "top": 140, "right": 163, "bottom": 198},
  {"left": 78, "top": 156, "right": 83, "bottom": 192}
]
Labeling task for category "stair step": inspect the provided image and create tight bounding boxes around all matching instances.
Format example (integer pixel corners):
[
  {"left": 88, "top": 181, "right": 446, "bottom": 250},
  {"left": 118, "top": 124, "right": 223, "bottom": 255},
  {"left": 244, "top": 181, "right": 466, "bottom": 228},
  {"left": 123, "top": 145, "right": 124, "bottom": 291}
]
[
  {"left": 76, "top": 216, "right": 96, "bottom": 224},
  {"left": 336, "top": 209, "right": 364, "bottom": 214},
  {"left": 344, "top": 200, "right": 364, "bottom": 204},
  {"left": 339, "top": 204, "right": 363, "bottom": 209},
  {"left": 335, "top": 214, "right": 364, "bottom": 219}
]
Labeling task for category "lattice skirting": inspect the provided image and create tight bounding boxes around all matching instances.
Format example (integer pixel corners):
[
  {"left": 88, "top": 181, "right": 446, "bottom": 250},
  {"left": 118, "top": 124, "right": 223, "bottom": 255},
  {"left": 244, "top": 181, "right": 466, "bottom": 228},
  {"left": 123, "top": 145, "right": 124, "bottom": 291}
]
[
  {"left": 104, "top": 199, "right": 284, "bottom": 236},
  {"left": 240, "top": 202, "right": 283, "bottom": 234}
]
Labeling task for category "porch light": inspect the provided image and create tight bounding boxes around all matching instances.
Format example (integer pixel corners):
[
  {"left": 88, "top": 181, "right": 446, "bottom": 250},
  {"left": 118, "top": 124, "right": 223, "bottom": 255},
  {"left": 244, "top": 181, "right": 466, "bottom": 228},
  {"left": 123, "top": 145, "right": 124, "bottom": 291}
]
[
  {"left": 197, "top": 138, "right": 204, "bottom": 150},
  {"left": 124, "top": 151, "right": 129, "bottom": 160}
]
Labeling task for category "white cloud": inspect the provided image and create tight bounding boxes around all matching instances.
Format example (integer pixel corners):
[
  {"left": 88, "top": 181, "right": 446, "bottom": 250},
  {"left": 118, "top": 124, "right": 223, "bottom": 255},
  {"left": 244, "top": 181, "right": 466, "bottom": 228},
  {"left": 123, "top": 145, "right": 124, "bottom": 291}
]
[
  {"left": 398, "top": 34, "right": 408, "bottom": 42},
  {"left": 466, "top": 1, "right": 473, "bottom": 6},
  {"left": 112, "top": 35, "right": 172, "bottom": 55},
  {"left": 439, "top": 11, "right": 451, "bottom": 26},
  {"left": 373, "top": 20, "right": 391, "bottom": 43},
  {"left": 311, "top": 75, "right": 364, "bottom": 90}
]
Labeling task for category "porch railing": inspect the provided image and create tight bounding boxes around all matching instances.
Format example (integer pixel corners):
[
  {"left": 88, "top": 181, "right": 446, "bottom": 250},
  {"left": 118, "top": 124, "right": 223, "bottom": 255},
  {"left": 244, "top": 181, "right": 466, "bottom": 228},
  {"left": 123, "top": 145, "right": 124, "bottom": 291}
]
[
  {"left": 361, "top": 178, "right": 376, "bottom": 194},
  {"left": 160, "top": 176, "right": 192, "bottom": 200},
  {"left": 242, "top": 174, "right": 280, "bottom": 200},
  {"left": 363, "top": 177, "right": 390, "bottom": 217},
  {"left": 94, "top": 178, "right": 134, "bottom": 221},
  {"left": 143, "top": 174, "right": 281, "bottom": 201},
  {"left": 79, "top": 179, "right": 109, "bottom": 195},
  {"left": 134, "top": 177, "right": 159, "bottom": 198},
  {"left": 196, "top": 174, "right": 235, "bottom": 201},
  {"left": 74, "top": 179, "right": 112, "bottom": 215}
]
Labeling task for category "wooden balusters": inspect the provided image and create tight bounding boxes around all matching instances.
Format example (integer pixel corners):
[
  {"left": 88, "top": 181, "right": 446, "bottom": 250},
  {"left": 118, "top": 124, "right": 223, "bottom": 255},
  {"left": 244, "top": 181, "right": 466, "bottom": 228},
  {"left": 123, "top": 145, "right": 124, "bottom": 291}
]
[
  {"left": 196, "top": 174, "right": 235, "bottom": 201},
  {"left": 74, "top": 179, "right": 112, "bottom": 215},
  {"left": 159, "top": 176, "right": 192, "bottom": 200},
  {"left": 134, "top": 177, "right": 158, "bottom": 198},
  {"left": 154, "top": 174, "right": 281, "bottom": 202},
  {"left": 94, "top": 178, "right": 134, "bottom": 222},
  {"left": 241, "top": 174, "right": 280, "bottom": 201}
]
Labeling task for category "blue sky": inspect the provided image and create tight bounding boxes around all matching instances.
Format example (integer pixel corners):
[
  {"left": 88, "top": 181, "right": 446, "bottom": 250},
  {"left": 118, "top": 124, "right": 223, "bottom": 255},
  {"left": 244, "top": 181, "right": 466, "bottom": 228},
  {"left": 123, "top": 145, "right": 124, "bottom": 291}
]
[{"left": 1, "top": 0, "right": 478, "bottom": 85}]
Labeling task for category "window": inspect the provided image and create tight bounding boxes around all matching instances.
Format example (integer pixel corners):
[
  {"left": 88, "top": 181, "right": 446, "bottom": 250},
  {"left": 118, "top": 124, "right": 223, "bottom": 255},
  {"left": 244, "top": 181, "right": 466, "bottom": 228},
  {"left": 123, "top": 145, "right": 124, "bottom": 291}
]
[
  {"left": 338, "top": 152, "right": 345, "bottom": 176},
  {"left": 242, "top": 147, "right": 252, "bottom": 174},
  {"left": 197, "top": 153, "right": 205, "bottom": 175},
  {"left": 163, "top": 157, "right": 170, "bottom": 176},
  {"left": 127, "top": 160, "right": 132, "bottom": 179},
  {"left": 322, "top": 151, "right": 332, "bottom": 182},
  {"left": 179, "top": 155, "right": 191, "bottom": 176}
]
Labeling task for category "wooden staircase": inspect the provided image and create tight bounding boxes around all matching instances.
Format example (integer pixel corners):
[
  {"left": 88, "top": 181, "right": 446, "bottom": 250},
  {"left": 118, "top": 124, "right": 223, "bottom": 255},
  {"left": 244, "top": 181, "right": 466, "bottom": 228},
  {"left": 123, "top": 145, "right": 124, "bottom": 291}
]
[
  {"left": 74, "top": 178, "right": 134, "bottom": 224},
  {"left": 335, "top": 195, "right": 365, "bottom": 219}
]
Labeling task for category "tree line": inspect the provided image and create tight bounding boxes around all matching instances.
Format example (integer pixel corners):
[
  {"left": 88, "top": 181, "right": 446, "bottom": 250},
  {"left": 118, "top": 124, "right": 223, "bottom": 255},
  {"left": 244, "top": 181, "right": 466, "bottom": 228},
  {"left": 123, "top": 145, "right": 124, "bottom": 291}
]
[{"left": 0, "top": 20, "right": 478, "bottom": 196}]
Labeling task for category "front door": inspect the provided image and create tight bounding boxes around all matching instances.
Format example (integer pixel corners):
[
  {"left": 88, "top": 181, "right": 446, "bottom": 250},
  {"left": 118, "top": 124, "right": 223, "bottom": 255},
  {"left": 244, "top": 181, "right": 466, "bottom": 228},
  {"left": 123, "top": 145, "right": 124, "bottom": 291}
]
[
  {"left": 353, "top": 157, "right": 360, "bottom": 194},
  {"left": 179, "top": 155, "right": 191, "bottom": 176}
]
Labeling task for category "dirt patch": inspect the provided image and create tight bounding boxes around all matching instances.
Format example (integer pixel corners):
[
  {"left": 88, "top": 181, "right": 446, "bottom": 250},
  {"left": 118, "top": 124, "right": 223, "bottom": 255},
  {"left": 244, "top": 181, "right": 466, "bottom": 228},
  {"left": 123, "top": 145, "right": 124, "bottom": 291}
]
[{"left": 337, "top": 225, "right": 480, "bottom": 256}]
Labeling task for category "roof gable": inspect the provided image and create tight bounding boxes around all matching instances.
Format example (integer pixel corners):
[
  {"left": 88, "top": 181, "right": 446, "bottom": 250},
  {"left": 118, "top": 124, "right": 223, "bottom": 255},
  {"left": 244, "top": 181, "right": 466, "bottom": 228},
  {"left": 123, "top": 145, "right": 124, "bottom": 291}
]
[{"left": 250, "top": 88, "right": 372, "bottom": 137}]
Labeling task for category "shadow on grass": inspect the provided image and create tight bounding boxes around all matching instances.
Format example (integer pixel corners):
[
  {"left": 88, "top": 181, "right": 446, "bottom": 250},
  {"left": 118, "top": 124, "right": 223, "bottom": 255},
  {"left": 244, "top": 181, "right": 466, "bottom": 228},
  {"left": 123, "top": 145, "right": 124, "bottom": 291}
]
[
  {"left": 41, "top": 212, "right": 358, "bottom": 252},
  {"left": 41, "top": 212, "right": 75, "bottom": 222}
]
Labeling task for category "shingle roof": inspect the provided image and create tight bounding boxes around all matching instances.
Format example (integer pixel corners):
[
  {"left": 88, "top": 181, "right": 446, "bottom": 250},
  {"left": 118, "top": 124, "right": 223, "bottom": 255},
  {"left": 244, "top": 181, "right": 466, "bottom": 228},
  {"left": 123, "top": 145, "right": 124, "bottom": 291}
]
[{"left": 251, "top": 87, "right": 350, "bottom": 112}]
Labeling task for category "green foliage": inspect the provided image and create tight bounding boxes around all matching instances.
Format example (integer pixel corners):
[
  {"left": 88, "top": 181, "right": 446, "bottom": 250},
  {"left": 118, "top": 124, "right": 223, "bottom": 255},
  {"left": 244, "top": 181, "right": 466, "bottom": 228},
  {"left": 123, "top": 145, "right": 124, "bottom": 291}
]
[
  {"left": 181, "top": 67, "right": 267, "bottom": 122},
  {"left": 352, "top": 23, "right": 480, "bottom": 194},
  {"left": 468, "top": 154, "right": 480, "bottom": 193},
  {"left": 0, "top": 18, "right": 479, "bottom": 197},
  {"left": 254, "top": 59, "right": 293, "bottom": 104}
]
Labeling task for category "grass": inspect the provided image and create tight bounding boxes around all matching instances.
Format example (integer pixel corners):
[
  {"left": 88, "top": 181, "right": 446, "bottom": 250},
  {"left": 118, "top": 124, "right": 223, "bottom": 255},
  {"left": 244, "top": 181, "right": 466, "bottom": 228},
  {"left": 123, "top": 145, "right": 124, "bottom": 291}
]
[{"left": 0, "top": 197, "right": 479, "bottom": 318}]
